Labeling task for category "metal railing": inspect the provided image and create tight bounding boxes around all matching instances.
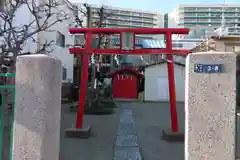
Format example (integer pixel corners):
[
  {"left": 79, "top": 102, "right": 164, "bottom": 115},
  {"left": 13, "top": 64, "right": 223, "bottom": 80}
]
[{"left": 0, "top": 73, "right": 15, "bottom": 160}]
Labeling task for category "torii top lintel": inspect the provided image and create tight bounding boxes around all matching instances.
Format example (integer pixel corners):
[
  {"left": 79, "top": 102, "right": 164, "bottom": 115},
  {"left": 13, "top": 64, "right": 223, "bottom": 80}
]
[{"left": 69, "top": 28, "right": 190, "bottom": 55}]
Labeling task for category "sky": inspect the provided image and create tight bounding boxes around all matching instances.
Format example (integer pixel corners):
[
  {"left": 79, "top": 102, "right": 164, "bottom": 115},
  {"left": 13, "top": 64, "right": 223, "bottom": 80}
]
[{"left": 70, "top": 0, "right": 240, "bottom": 13}]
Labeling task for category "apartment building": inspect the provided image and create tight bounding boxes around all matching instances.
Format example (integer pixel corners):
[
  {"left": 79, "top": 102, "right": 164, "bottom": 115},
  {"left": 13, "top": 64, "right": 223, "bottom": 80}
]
[
  {"left": 171, "top": 4, "right": 240, "bottom": 39},
  {"left": 72, "top": 4, "right": 166, "bottom": 68},
  {"left": 90, "top": 4, "right": 163, "bottom": 39}
]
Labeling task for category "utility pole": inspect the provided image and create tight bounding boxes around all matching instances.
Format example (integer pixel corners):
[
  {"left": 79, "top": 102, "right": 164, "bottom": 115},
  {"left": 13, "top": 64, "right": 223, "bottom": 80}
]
[
  {"left": 85, "top": 4, "right": 94, "bottom": 109},
  {"left": 90, "top": 7, "right": 104, "bottom": 93}
]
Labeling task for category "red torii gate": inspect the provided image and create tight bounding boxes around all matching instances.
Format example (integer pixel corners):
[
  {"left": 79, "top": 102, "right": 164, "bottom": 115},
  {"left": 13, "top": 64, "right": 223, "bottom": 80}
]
[{"left": 68, "top": 28, "right": 190, "bottom": 139}]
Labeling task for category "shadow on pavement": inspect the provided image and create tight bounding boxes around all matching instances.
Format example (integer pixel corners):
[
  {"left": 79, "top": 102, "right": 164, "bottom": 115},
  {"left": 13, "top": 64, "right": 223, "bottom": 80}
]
[
  {"left": 130, "top": 102, "right": 240, "bottom": 160},
  {"left": 59, "top": 105, "right": 120, "bottom": 160},
  {"left": 130, "top": 102, "right": 184, "bottom": 160}
]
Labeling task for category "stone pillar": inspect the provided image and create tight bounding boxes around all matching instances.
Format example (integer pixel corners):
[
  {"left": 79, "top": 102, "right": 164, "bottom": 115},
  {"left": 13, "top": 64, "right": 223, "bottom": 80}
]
[
  {"left": 12, "top": 54, "right": 62, "bottom": 160},
  {"left": 185, "top": 51, "right": 236, "bottom": 160}
]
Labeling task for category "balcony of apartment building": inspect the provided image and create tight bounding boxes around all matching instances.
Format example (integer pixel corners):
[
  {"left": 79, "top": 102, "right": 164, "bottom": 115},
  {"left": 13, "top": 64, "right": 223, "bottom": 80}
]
[
  {"left": 107, "top": 15, "right": 130, "bottom": 22},
  {"left": 142, "top": 13, "right": 156, "bottom": 19},
  {"left": 130, "top": 12, "right": 142, "bottom": 18},
  {"left": 217, "top": 26, "right": 240, "bottom": 36},
  {"left": 129, "top": 17, "right": 143, "bottom": 23},
  {"left": 111, "top": 10, "right": 131, "bottom": 17},
  {"left": 105, "top": 19, "right": 131, "bottom": 27},
  {"left": 182, "top": 7, "right": 209, "bottom": 14},
  {"left": 183, "top": 13, "right": 220, "bottom": 22},
  {"left": 228, "top": 28, "right": 240, "bottom": 35},
  {"left": 209, "top": 8, "right": 239, "bottom": 14},
  {"left": 183, "top": 7, "right": 240, "bottom": 15},
  {"left": 183, "top": 18, "right": 222, "bottom": 25}
]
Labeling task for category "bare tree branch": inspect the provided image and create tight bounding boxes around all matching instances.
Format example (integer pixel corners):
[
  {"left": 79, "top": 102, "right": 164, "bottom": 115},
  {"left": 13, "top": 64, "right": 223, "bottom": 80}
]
[{"left": 0, "top": 0, "right": 77, "bottom": 72}]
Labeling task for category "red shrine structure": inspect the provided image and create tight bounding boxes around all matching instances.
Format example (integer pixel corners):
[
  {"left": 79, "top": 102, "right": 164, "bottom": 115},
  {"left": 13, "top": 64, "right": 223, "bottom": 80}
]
[
  {"left": 106, "top": 66, "right": 144, "bottom": 99},
  {"left": 68, "top": 28, "right": 190, "bottom": 135}
]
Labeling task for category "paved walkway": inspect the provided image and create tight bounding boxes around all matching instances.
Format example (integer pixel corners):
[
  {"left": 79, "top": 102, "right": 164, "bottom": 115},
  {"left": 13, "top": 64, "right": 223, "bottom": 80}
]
[{"left": 114, "top": 104, "right": 142, "bottom": 160}]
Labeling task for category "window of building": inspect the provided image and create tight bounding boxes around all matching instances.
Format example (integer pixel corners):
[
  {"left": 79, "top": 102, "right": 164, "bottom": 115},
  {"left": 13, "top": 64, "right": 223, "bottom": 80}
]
[
  {"left": 225, "top": 8, "right": 234, "bottom": 11},
  {"left": 225, "top": 13, "right": 234, "bottom": 17},
  {"left": 197, "top": 13, "right": 208, "bottom": 16},
  {"left": 210, "top": 19, "right": 221, "bottom": 22},
  {"left": 131, "top": 12, "right": 142, "bottom": 17},
  {"left": 184, "top": 7, "right": 195, "bottom": 11},
  {"left": 0, "top": 0, "right": 4, "bottom": 11},
  {"left": 143, "top": 24, "right": 153, "bottom": 28},
  {"left": 211, "top": 7, "right": 222, "bottom": 10},
  {"left": 235, "top": 45, "right": 240, "bottom": 52},
  {"left": 74, "top": 34, "right": 84, "bottom": 47},
  {"left": 143, "top": 19, "right": 154, "bottom": 24},
  {"left": 56, "top": 31, "right": 65, "bottom": 47},
  {"left": 228, "top": 28, "right": 235, "bottom": 32},
  {"left": 142, "top": 13, "right": 154, "bottom": 17},
  {"left": 108, "top": 19, "right": 119, "bottom": 24},
  {"left": 106, "top": 9, "right": 119, "bottom": 14},
  {"left": 184, "top": 19, "right": 194, "bottom": 22},
  {"left": 119, "top": 15, "right": 130, "bottom": 20},
  {"left": 131, "top": 17, "right": 142, "bottom": 21},
  {"left": 108, "top": 15, "right": 118, "bottom": 19},
  {"left": 225, "top": 45, "right": 234, "bottom": 52},
  {"left": 196, "top": 7, "right": 209, "bottom": 11},
  {"left": 225, "top": 18, "right": 233, "bottom": 22},
  {"left": 172, "top": 43, "right": 183, "bottom": 48},
  {"left": 184, "top": 13, "right": 196, "bottom": 17},
  {"left": 198, "top": 19, "right": 207, "bottom": 22},
  {"left": 119, "top": 11, "right": 130, "bottom": 15},
  {"left": 121, "top": 21, "right": 130, "bottom": 25},
  {"left": 131, "top": 22, "right": 142, "bottom": 26}
]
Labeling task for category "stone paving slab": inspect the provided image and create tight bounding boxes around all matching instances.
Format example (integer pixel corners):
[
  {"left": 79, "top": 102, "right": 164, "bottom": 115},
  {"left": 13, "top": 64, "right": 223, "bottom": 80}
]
[
  {"left": 114, "top": 147, "right": 142, "bottom": 160},
  {"left": 117, "top": 122, "right": 136, "bottom": 135},
  {"left": 121, "top": 109, "right": 132, "bottom": 114},
  {"left": 113, "top": 104, "right": 142, "bottom": 160},
  {"left": 120, "top": 114, "right": 134, "bottom": 123},
  {"left": 116, "top": 135, "right": 138, "bottom": 147},
  {"left": 120, "top": 104, "right": 131, "bottom": 110}
]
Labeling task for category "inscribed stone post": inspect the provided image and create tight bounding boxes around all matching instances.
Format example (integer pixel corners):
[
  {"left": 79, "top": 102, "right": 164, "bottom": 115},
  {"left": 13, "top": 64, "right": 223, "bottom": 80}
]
[
  {"left": 12, "top": 54, "right": 62, "bottom": 160},
  {"left": 185, "top": 51, "right": 236, "bottom": 160}
]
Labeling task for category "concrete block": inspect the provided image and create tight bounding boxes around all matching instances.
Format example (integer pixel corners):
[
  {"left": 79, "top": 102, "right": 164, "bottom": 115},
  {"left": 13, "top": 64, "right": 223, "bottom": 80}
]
[
  {"left": 162, "top": 129, "right": 184, "bottom": 142},
  {"left": 65, "top": 126, "right": 92, "bottom": 138},
  {"left": 185, "top": 52, "right": 236, "bottom": 160},
  {"left": 12, "top": 54, "right": 62, "bottom": 160}
]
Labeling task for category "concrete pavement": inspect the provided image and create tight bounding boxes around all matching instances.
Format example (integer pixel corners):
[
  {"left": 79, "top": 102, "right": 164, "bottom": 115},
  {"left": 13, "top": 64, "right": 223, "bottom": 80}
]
[
  {"left": 130, "top": 102, "right": 184, "bottom": 160},
  {"left": 59, "top": 105, "right": 120, "bottom": 160},
  {"left": 130, "top": 102, "right": 240, "bottom": 160},
  {"left": 59, "top": 102, "right": 240, "bottom": 160}
]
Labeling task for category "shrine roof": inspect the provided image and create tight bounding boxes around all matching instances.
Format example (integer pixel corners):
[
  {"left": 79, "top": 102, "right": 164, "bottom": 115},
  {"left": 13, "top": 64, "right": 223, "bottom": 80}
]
[{"left": 106, "top": 66, "right": 144, "bottom": 79}]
